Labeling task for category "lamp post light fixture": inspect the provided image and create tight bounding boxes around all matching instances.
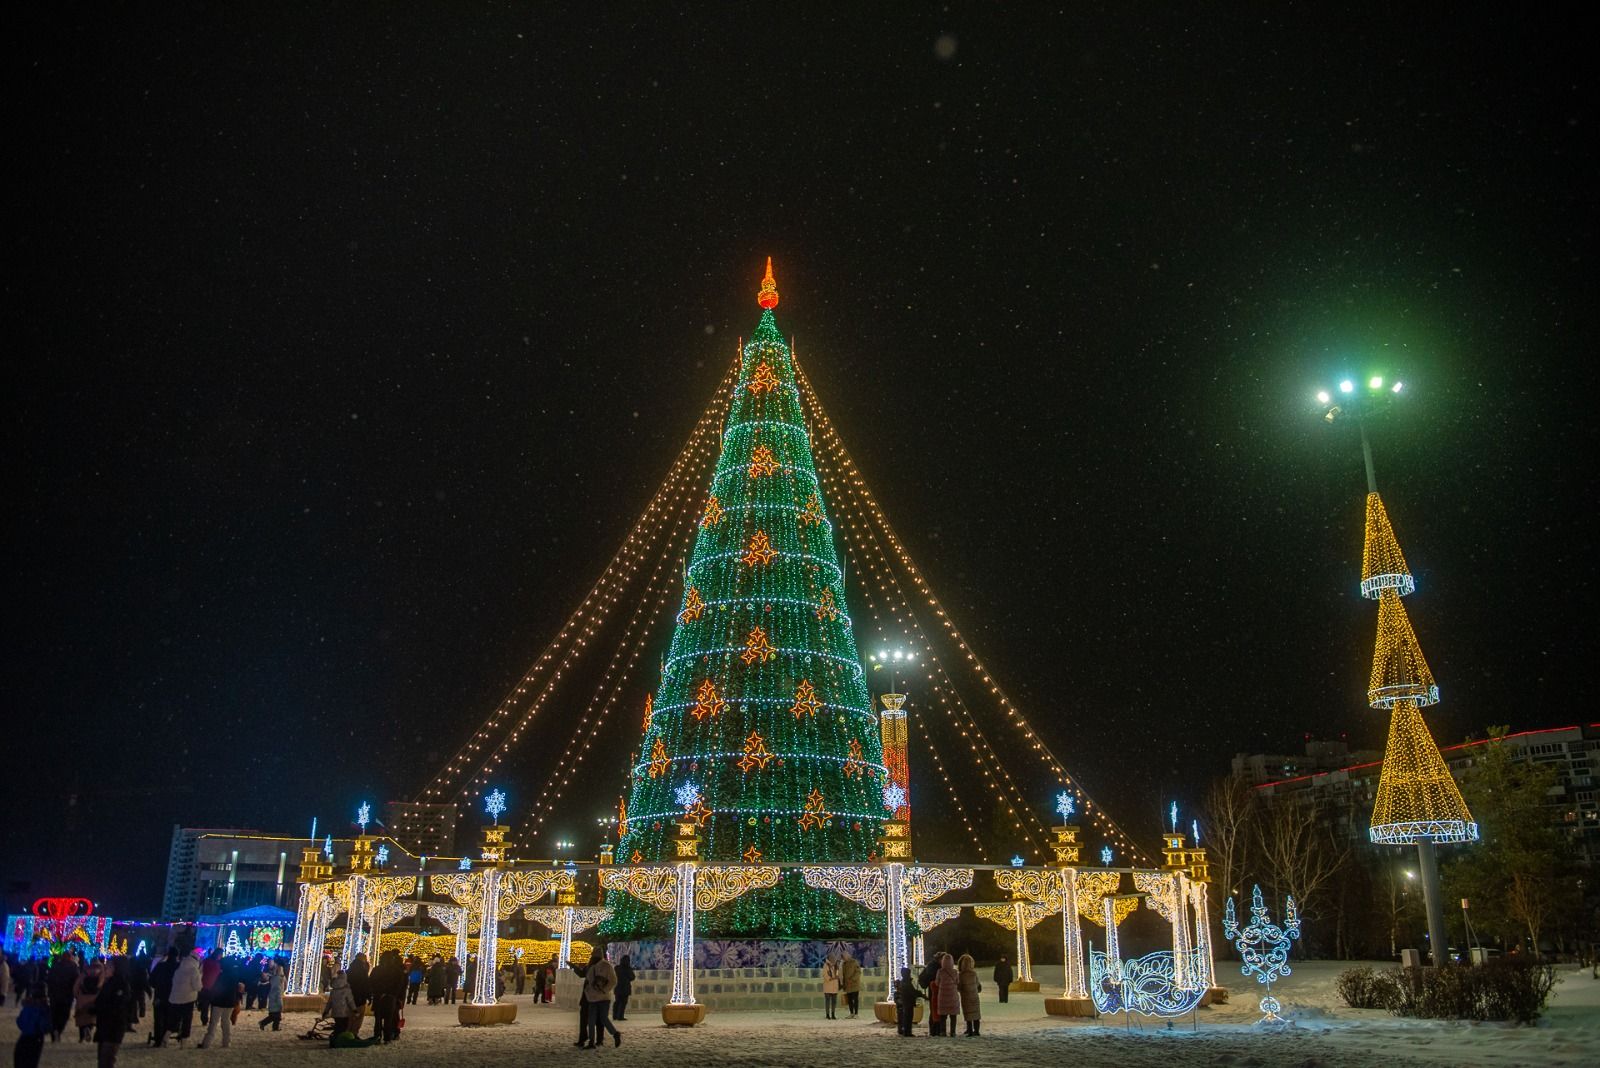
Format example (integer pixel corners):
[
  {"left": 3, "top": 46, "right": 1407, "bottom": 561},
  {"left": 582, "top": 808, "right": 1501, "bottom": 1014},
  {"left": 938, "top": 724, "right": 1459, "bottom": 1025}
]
[{"left": 1312, "top": 371, "right": 1406, "bottom": 494}]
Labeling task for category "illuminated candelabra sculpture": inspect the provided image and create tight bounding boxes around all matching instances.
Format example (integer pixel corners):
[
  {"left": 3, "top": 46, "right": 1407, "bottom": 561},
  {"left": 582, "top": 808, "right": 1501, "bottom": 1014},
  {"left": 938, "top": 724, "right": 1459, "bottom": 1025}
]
[
  {"left": 525, "top": 883, "right": 611, "bottom": 968},
  {"left": 1223, "top": 885, "right": 1301, "bottom": 1026},
  {"left": 600, "top": 816, "right": 778, "bottom": 1026}
]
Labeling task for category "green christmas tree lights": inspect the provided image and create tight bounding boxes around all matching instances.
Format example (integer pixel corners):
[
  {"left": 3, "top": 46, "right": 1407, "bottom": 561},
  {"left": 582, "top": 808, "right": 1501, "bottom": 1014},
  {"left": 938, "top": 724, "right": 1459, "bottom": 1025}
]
[{"left": 606, "top": 260, "right": 887, "bottom": 938}]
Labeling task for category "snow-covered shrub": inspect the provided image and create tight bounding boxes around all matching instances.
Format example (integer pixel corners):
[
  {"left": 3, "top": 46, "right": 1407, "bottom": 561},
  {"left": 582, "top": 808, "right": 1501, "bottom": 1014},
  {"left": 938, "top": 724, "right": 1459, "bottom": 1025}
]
[
  {"left": 1336, "top": 966, "right": 1400, "bottom": 1010},
  {"left": 1387, "top": 961, "right": 1557, "bottom": 1023}
]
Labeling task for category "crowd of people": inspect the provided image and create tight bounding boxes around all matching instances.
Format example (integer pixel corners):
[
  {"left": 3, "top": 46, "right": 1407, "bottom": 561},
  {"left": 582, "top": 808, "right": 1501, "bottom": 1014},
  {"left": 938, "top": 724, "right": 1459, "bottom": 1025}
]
[{"left": 5, "top": 941, "right": 1015, "bottom": 1060}]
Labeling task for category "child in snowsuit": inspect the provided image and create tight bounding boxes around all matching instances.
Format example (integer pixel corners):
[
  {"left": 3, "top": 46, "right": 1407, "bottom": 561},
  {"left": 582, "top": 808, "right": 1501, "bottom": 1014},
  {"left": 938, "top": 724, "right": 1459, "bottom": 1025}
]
[{"left": 893, "top": 967, "right": 925, "bottom": 1037}]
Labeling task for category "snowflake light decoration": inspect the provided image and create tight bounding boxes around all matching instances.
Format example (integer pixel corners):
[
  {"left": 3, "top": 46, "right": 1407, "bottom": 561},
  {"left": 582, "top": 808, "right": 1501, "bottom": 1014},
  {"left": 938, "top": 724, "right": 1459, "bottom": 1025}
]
[
  {"left": 1010, "top": 855, "right": 1026, "bottom": 867},
  {"left": 376, "top": 844, "right": 389, "bottom": 866},
  {"left": 882, "top": 784, "right": 907, "bottom": 812},
  {"left": 485, "top": 788, "right": 508, "bottom": 822},
  {"left": 323, "top": 834, "right": 334, "bottom": 860},
  {"left": 1055, "top": 790, "right": 1076, "bottom": 821},
  {"left": 675, "top": 782, "right": 702, "bottom": 809},
  {"left": 357, "top": 802, "right": 371, "bottom": 833},
  {"left": 458, "top": 857, "right": 472, "bottom": 870},
  {"left": 1101, "top": 845, "right": 1114, "bottom": 866},
  {"left": 1170, "top": 801, "right": 1178, "bottom": 832}
]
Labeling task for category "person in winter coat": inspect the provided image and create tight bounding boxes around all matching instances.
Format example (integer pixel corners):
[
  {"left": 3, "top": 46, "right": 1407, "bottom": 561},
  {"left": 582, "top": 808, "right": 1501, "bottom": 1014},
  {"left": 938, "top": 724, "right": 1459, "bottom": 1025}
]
[
  {"left": 956, "top": 953, "right": 982, "bottom": 1036},
  {"left": 346, "top": 953, "right": 371, "bottom": 1037},
  {"left": 197, "top": 950, "right": 222, "bottom": 1026},
  {"left": 166, "top": 951, "right": 202, "bottom": 1046},
  {"left": 94, "top": 959, "right": 132, "bottom": 1068},
  {"left": 513, "top": 957, "right": 526, "bottom": 996},
  {"left": 319, "top": 955, "right": 333, "bottom": 993},
  {"left": 198, "top": 959, "right": 239, "bottom": 1048},
  {"left": 426, "top": 957, "right": 445, "bottom": 1005},
  {"left": 445, "top": 956, "right": 462, "bottom": 1005},
  {"left": 129, "top": 955, "right": 150, "bottom": 1029},
  {"left": 15, "top": 983, "right": 52, "bottom": 1068},
  {"left": 916, "top": 957, "right": 941, "bottom": 1036},
  {"left": 820, "top": 950, "right": 841, "bottom": 1019},
  {"left": 368, "top": 950, "right": 406, "bottom": 1043},
  {"left": 612, "top": 954, "right": 635, "bottom": 1021},
  {"left": 934, "top": 953, "right": 961, "bottom": 1037},
  {"left": 892, "top": 967, "right": 925, "bottom": 1037},
  {"left": 325, "top": 971, "right": 355, "bottom": 1047},
  {"left": 992, "top": 955, "right": 1013, "bottom": 1004},
  {"left": 73, "top": 960, "right": 102, "bottom": 1041},
  {"left": 0, "top": 953, "right": 11, "bottom": 1007},
  {"left": 840, "top": 953, "right": 863, "bottom": 1018},
  {"left": 407, "top": 957, "right": 424, "bottom": 1005},
  {"left": 147, "top": 947, "right": 178, "bottom": 1046},
  {"left": 542, "top": 964, "right": 556, "bottom": 1003},
  {"left": 533, "top": 963, "right": 547, "bottom": 1005},
  {"left": 581, "top": 946, "right": 620, "bottom": 1049},
  {"left": 47, "top": 951, "right": 80, "bottom": 1040},
  {"left": 258, "top": 964, "right": 285, "bottom": 1031}
]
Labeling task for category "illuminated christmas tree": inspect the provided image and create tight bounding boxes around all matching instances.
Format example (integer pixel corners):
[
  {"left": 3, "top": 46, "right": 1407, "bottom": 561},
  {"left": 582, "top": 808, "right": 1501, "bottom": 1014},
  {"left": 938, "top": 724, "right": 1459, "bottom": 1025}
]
[{"left": 606, "top": 260, "right": 888, "bottom": 937}]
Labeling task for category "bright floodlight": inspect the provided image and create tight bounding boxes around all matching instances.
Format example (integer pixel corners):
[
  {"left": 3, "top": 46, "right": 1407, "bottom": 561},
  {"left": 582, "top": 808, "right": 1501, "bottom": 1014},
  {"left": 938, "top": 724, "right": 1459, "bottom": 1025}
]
[
  {"left": 1316, "top": 390, "right": 1331, "bottom": 404},
  {"left": 1392, "top": 381, "right": 1404, "bottom": 393},
  {"left": 1339, "top": 380, "right": 1354, "bottom": 393},
  {"left": 1369, "top": 376, "right": 1384, "bottom": 389}
]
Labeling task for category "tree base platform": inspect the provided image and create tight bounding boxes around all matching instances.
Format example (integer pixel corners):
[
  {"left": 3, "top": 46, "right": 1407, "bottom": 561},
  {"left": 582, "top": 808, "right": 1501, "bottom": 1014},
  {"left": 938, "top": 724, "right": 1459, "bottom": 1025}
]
[
  {"left": 458, "top": 1003, "right": 517, "bottom": 1026},
  {"left": 282, "top": 995, "right": 325, "bottom": 1013},
  {"left": 661, "top": 1003, "right": 708, "bottom": 1026},
  {"left": 1044, "top": 996, "right": 1096, "bottom": 1017},
  {"left": 1010, "top": 979, "right": 1041, "bottom": 992},
  {"left": 873, "top": 1000, "right": 924, "bottom": 1025}
]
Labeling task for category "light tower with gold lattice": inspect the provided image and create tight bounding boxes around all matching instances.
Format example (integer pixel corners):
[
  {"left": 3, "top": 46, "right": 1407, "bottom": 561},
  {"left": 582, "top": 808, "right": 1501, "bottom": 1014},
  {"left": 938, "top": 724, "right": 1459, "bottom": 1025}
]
[{"left": 1317, "top": 375, "right": 1476, "bottom": 966}]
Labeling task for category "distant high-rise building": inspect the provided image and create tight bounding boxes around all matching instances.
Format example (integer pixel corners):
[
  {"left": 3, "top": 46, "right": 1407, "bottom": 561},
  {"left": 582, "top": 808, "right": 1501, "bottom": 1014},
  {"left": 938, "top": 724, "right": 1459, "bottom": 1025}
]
[
  {"left": 1231, "top": 738, "right": 1381, "bottom": 787},
  {"left": 162, "top": 827, "right": 350, "bottom": 921},
  {"left": 384, "top": 801, "right": 459, "bottom": 858}
]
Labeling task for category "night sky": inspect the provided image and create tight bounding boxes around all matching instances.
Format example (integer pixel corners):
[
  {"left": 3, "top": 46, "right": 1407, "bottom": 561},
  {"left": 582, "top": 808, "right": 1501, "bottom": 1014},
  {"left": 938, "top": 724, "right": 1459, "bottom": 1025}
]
[{"left": 7, "top": 5, "right": 1594, "bottom": 915}]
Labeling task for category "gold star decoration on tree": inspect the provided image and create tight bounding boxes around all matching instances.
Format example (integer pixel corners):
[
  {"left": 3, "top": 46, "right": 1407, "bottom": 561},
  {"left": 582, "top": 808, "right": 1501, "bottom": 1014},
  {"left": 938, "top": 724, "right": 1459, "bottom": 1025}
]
[
  {"left": 678, "top": 586, "right": 706, "bottom": 623},
  {"left": 814, "top": 587, "right": 839, "bottom": 621},
  {"left": 843, "top": 738, "right": 865, "bottom": 778},
  {"left": 690, "top": 678, "right": 726, "bottom": 721},
  {"left": 685, "top": 799, "right": 713, "bottom": 827},
  {"left": 742, "top": 530, "right": 777, "bottom": 567},
  {"left": 748, "top": 443, "right": 779, "bottom": 478},
  {"left": 648, "top": 738, "right": 671, "bottom": 778},
  {"left": 742, "top": 844, "right": 763, "bottom": 864},
  {"left": 741, "top": 625, "right": 777, "bottom": 665},
  {"left": 641, "top": 693, "right": 653, "bottom": 732},
  {"left": 701, "top": 495, "right": 725, "bottom": 528},
  {"left": 747, "top": 361, "right": 780, "bottom": 395},
  {"left": 630, "top": 850, "right": 643, "bottom": 865},
  {"left": 796, "top": 788, "right": 832, "bottom": 831},
  {"left": 790, "top": 679, "right": 821, "bottom": 720},
  {"left": 798, "top": 493, "right": 823, "bottom": 527},
  {"left": 737, "top": 730, "right": 776, "bottom": 773}
]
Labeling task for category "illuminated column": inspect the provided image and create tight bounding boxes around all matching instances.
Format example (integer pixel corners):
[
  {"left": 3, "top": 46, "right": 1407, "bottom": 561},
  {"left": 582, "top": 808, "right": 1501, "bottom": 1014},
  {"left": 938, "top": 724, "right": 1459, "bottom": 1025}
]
[
  {"left": 1102, "top": 895, "right": 1123, "bottom": 985},
  {"left": 1191, "top": 880, "right": 1217, "bottom": 991},
  {"left": 1011, "top": 899, "right": 1033, "bottom": 984},
  {"left": 453, "top": 909, "right": 469, "bottom": 972},
  {"left": 1061, "top": 870, "right": 1086, "bottom": 999},
  {"left": 883, "top": 863, "right": 907, "bottom": 1002},
  {"left": 879, "top": 694, "right": 911, "bottom": 822},
  {"left": 339, "top": 875, "right": 367, "bottom": 969},
  {"left": 671, "top": 861, "right": 696, "bottom": 1005},
  {"left": 1170, "top": 871, "right": 1194, "bottom": 992},
  {"left": 471, "top": 820, "right": 512, "bottom": 1006},
  {"left": 911, "top": 907, "right": 926, "bottom": 968},
  {"left": 287, "top": 883, "right": 315, "bottom": 995}
]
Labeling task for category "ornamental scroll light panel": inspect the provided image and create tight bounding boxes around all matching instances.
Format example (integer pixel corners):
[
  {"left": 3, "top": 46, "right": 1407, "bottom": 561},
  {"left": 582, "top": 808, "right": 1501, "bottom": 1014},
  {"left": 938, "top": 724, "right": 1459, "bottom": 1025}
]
[
  {"left": 599, "top": 817, "right": 779, "bottom": 1024},
  {"left": 424, "top": 903, "right": 472, "bottom": 973},
  {"left": 525, "top": 884, "right": 611, "bottom": 968},
  {"left": 911, "top": 904, "right": 961, "bottom": 967},
  {"left": 1222, "top": 885, "right": 1301, "bottom": 1026},
  {"left": 973, "top": 896, "right": 1058, "bottom": 989},
  {"left": 1087, "top": 891, "right": 1208, "bottom": 1020}
]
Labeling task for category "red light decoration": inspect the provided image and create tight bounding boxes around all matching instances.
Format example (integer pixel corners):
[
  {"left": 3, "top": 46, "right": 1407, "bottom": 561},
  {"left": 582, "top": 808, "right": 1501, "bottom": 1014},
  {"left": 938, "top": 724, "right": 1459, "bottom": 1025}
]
[
  {"left": 33, "top": 898, "right": 93, "bottom": 920},
  {"left": 757, "top": 256, "right": 779, "bottom": 309}
]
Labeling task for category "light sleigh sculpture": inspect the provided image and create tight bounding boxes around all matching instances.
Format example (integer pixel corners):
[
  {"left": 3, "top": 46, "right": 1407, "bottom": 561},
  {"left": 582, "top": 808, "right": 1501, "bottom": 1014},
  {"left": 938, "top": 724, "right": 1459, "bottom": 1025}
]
[{"left": 1223, "top": 885, "right": 1302, "bottom": 1026}]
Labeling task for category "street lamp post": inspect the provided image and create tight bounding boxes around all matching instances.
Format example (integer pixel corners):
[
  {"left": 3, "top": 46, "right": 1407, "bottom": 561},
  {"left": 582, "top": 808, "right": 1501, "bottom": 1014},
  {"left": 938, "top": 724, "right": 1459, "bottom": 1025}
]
[{"left": 1313, "top": 372, "right": 1477, "bottom": 968}]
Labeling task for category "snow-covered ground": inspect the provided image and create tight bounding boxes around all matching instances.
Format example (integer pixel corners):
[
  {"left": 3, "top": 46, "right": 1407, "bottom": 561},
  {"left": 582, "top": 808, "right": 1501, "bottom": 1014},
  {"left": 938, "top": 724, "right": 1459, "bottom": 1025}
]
[{"left": 10, "top": 962, "right": 1597, "bottom": 1066}]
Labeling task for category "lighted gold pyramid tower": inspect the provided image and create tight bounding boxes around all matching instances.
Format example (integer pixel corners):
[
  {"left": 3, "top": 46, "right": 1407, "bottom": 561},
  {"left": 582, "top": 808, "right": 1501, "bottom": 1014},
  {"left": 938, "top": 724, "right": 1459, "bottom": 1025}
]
[
  {"left": 1362, "top": 491, "right": 1476, "bottom": 966},
  {"left": 1362, "top": 493, "right": 1473, "bottom": 844}
]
